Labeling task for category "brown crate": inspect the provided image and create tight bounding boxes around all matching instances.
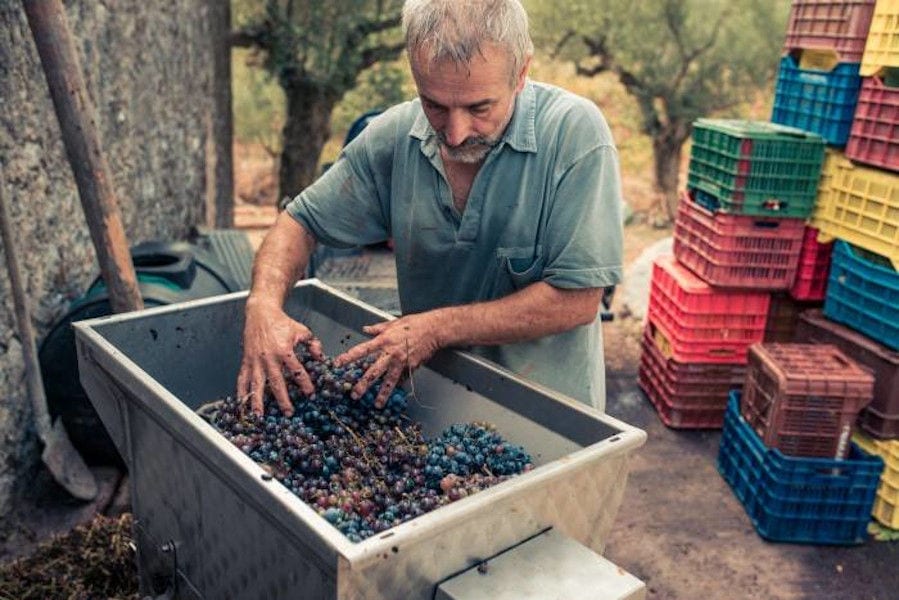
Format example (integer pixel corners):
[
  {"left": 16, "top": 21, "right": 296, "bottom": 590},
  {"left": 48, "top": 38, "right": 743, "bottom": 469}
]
[
  {"left": 740, "top": 343, "right": 874, "bottom": 458},
  {"left": 796, "top": 309, "right": 899, "bottom": 438},
  {"left": 764, "top": 292, "right": 823, "bottom": 343}
]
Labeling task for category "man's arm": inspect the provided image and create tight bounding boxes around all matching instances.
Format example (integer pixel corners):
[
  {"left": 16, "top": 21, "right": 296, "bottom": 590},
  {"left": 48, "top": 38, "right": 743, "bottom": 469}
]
[
  {"left": 237, "top": 212, "right": 323, "bottom": 416},
  {"left": 335, "top": 283, "right": 602, "bottom": 406}
]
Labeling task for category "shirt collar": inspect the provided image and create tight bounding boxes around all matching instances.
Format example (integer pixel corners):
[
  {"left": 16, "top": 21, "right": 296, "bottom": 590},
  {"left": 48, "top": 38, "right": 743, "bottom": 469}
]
[{"left": 409, "top": 80, "right": 537, "bottom": 155}]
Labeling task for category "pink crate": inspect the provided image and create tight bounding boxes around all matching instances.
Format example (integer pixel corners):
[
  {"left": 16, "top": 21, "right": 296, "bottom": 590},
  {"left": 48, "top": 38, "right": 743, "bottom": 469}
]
[
  {"left": 846, "top": 76, "right": 899, "bottom": 172},
  {"left": 674, "top": 191, "right": 805, "bottom": 290},
  {"left": 789, "top": 226, "right": 834, "bottom": 301},
  {"left": 647, "top": 256, "right": 770, "bottom": 364},
  {"left": 783, "top": 0, "right": 876, "bottom": 63}
]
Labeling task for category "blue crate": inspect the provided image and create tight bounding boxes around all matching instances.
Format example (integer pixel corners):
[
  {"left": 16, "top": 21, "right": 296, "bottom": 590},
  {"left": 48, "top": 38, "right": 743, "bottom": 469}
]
[
  {"left": 717, "top": 392, "right": 883, "bottom": 545},
  {"left": 824, "top": 241, "right": 899, "bottom": 351},
  {"left": 771, "top": 55, "right": 862, "bottom": 146}
]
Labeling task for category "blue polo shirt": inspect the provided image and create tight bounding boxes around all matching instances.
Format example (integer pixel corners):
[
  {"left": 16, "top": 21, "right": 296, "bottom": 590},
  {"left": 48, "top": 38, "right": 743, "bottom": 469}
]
[{"left": 286, "top": 80, "right": 623, "bottom": 410}]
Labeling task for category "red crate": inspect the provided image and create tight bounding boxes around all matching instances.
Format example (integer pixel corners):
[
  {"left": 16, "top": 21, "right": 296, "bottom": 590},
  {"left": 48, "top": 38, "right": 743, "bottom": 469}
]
[
  {"left": 789, "top": 226, "right": 834, "bottom": 301},
  {"left": 846, "top": 75, "right": 899, "bottom": 172},
  {"left": 647, "top": 255, "right": 770, "bottom": 363},
  {"left": 638, "top": 325, "right": 745, "bottom": 428},
  {"left": 795, "top": 309, "right": 899, "bottom": 438},
  {"left": 741, "top": 343, "right": 874, "bottom": 458},
  {"left": 764, "top": 292, "right": 824, "bottom": 342},
  {"left": 783, "top": 0, "right": 876, "bottom": 63},
  {"left": 674, "top": 190, "right": 805, "bottom": 289}
]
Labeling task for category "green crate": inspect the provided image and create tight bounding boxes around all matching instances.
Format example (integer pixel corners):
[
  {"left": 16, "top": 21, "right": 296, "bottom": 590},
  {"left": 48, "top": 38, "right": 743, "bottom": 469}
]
[{"left": 687, "top": 119, "right": 826, "bottom": 218}]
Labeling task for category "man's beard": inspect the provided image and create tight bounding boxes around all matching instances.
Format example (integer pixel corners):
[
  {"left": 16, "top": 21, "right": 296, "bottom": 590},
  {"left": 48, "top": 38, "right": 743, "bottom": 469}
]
[{"left": 437, "top": 132, "right": 501, "bottom": 164}]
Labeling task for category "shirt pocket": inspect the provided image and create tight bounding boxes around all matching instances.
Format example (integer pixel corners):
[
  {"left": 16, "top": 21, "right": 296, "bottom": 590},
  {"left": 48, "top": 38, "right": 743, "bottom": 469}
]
[{"left": 497, "top": 245, "right": 546, "bottom": 292}]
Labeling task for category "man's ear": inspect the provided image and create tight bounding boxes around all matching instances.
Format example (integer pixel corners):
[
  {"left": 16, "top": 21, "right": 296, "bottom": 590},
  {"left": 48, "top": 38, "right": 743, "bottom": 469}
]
[{"left": 515, "top": 55, "right": 533, "bottom": 92}]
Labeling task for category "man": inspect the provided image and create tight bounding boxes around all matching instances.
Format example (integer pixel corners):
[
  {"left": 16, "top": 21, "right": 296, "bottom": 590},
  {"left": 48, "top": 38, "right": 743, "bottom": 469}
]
[{"left": 237, "top": 0, "right": 623, "bottom": 416}]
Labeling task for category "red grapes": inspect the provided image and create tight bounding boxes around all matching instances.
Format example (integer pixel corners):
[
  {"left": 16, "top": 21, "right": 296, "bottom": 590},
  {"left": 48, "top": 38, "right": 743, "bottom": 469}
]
[{"left": 209, "top": 346, "right": 533, "bottom": 542}]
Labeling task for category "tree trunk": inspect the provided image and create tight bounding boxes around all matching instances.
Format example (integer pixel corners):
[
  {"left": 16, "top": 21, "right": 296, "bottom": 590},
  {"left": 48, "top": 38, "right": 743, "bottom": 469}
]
[
  {"left": 651, "top": 125, "right": 690, "bottom": 224},
  {"left": 278, "top": 83, "right": 339, "bottom": 208},
  {"left": 209, "top": 0, "right": 234, "bottom": 228}
]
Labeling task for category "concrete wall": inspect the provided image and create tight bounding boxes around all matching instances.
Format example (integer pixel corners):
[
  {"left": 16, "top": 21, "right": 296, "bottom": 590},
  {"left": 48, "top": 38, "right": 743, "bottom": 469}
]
[{"left": 0, "top": 0, "right": 228, "bottom": 515}]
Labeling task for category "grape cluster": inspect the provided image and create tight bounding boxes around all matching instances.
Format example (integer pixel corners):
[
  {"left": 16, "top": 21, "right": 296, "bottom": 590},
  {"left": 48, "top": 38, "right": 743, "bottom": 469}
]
[{"left": 209, "top": 347, "right": 533, "bottom": 542}]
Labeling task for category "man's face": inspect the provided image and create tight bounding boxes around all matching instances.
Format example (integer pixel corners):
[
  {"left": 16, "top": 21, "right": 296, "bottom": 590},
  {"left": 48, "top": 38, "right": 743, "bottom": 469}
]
[{"left": 411, "top": 45, "right": 530, "bottom": 164}]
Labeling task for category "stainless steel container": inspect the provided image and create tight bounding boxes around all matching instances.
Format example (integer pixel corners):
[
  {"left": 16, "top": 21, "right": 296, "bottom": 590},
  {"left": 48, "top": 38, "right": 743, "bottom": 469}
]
[{"left": 74, "top": 280, "right": 646, "bottom": 599}]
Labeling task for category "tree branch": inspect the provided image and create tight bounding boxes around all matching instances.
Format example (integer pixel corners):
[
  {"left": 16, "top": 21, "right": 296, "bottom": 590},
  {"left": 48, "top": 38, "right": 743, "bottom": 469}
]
[
  {"left": 230, "top": 25, "right": 271, "bottom": 50},
  {"left": 360, "top": 42, "right": 406, "bottom": 69},
  {"left": 551, "top": 30, "right": 577, "bottom": 60}
]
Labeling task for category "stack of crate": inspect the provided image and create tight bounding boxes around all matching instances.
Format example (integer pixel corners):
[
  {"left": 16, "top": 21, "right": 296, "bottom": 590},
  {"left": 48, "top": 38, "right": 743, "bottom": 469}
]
[
  {"left": 712, "top": 0, "right": 899, "bottom": 544},
  {"left": 717, "top": 343, "right": 881, "bottom": 545},
  {"left": 778, "top": 0, "right": 899, "bottom": 532},
  {"left": 638, "top": 119, "right": 826, "bottom": 429}
]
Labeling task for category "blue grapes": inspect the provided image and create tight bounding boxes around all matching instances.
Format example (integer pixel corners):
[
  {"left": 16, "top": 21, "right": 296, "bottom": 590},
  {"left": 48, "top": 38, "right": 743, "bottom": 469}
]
[{"left": 211, "top": 346, "right": 533, "bottom": 543}]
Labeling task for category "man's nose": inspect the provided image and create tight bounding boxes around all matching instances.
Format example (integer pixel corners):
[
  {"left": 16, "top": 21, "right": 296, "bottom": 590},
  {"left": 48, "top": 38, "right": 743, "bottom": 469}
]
[{"left": 443, "top": 110, "right": 473, "bottom": 147}]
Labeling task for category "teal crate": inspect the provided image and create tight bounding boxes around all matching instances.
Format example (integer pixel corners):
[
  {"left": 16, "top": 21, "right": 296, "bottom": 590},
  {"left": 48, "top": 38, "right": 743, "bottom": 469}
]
[{"left": 687, "top": 119, "right": 826, "bottom": 218}]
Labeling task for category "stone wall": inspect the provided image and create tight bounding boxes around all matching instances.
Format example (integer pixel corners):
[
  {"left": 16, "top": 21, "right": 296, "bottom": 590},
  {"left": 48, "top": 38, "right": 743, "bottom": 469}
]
[{"left": 0, "top": 0, "right": 229, "bottom": 515}]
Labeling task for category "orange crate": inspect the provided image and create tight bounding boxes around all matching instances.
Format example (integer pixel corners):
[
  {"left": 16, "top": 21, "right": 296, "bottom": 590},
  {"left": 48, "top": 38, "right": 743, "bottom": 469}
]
[{"left": 741, "top": 343, "right": 874, "bottom": 458}]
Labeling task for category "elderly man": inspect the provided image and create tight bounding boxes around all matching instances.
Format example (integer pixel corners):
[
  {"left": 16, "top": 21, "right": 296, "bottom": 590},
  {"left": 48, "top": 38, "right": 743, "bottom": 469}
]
[{"left": 238, "top": 0, "right": 623, "bottom": 415}]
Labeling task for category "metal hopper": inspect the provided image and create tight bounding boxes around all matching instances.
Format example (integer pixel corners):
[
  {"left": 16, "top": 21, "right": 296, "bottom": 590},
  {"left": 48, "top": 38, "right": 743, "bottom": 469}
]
[{"left": 74, "top": 280, "right": 646, "bottom": 599}]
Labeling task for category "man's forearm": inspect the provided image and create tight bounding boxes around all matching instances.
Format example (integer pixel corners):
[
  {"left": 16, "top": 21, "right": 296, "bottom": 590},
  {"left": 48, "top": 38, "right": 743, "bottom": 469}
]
[
  {"left": 431, "top": 282, "right": 602, "bottom": 348},
  {"left": 247, "top": 212, "right": 317, "bottom": 310}
]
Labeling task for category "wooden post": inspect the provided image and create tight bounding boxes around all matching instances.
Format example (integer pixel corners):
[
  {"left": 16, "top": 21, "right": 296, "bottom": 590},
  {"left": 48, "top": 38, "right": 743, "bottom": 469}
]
[{"left": 23, "top": 0, "right": 143, "bottom": 313}]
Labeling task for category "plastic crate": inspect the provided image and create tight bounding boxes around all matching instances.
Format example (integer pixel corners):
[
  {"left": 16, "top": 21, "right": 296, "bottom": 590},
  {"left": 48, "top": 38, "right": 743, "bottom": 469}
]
[
  {"left": 796, "top": 310, "right": 899, "bottom": 438},
  {"left": 686, "top": 119, "right": 826, "bottom": 218},
  {"left": 638, "top": 325, "right": 745, "bottom": 429},
  {"left": 846, "top": 74, "right": 899, "bottom": 171},
  {"left": 789, "top": 226, "right": 834, "bottom": 301},
  {"left": 764, "top": 293, "right": 823, "bottom": 343},
  {"left": 771, "top": 54, "right": 863, "bottom": 146},
  {"left": 810, "top": 151, "right": 899, "bottom": 269},
  {"left": 861, "top": 0, "right": 899, "bottom": 76},
  {"left": 741, "top": 343, "right": 874, "bottom": 458},
  {"left": 719, "top": 393, "right": 883, "bottom": 545},
  {"left": 784, "top": 1, "right": 877, "bottom": 63},
  {"left": 647, "top": 255, "right": 770, "bottom": 363},
  {"left": 824, "top": 241, "right": 899, "bottom": 350},
  {"left": 853, "top": 432, "right": 899, "bottom": 527},
  {"left": 673, "top": 190, "right": 805, "bottom": 290}
]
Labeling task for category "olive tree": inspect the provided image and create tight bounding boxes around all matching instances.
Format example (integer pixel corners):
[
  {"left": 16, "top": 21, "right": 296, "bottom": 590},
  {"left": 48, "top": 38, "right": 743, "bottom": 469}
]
[
  {"left": 232, "top": 0, "right": 406, "bottom": 204},
  {"left": 526, "top": 0, "right": 788, "bottom": 219}
]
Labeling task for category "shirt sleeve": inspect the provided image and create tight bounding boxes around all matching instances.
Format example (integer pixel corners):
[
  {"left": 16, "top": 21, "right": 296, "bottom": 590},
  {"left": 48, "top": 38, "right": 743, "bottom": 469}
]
[
  {"left": 284, "top": 127, "right": 391, "bottom": 249},
  {"left": 542, "top": 143, "right": 624, "bottom": 289}
]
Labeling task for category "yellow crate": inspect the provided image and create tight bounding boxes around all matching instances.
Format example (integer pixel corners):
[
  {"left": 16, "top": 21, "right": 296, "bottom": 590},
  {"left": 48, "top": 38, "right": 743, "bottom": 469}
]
[
  {"left": 880, "top": 479, "right": 899, "bottom": 503},
  {"left": 853, "top": 432, "right": 899, "bottom": 528},
  {"left": 852, "top": 431, "right": 884, "bottom": 456},
  {"left": 809, "top": 151, "right": 899, "bottom": 268},
  {"left": 811, "top": 149, "right": 840, "bottom": 243},
  {"left": 873, "top": 494, "right": 899, "bottom": 528},
  {"left": 862, "top": 0, "right": 899, "bottom": 76}
]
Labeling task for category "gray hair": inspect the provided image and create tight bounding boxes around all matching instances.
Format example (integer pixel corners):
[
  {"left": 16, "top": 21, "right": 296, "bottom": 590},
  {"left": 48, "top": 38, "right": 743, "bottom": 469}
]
[{"left": 402, "top": 0, "right": 534, "bottom": 82}]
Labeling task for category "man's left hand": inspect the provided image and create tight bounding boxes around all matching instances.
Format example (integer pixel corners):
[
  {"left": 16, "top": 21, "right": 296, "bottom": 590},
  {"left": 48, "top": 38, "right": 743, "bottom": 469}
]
[{"left": 333, "top": 312, "right": 444, "bottom": 408}]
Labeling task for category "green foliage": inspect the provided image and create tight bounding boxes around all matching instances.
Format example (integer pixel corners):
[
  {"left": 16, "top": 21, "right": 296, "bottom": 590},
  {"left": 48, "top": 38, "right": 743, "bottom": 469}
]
[
  {"left": 526, "top": 0, "right": 790, "bottom": 129},
  {"left": 331, "top": 59, "right": 414, "bottom": 134},
  {"left": 233, "top": 0, "right": 405, "bottom": 91}
]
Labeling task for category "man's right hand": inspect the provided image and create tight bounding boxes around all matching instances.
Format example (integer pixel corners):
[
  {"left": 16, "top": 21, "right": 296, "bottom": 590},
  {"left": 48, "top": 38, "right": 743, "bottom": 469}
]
[{"left": 237, "top": 297, "right": 323, "bottom": 417}]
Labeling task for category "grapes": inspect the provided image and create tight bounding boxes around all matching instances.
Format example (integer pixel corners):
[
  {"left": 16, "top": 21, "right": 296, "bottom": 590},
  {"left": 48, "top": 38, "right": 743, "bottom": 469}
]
[{"left": 209, "top": 346, "right": 533, "bottom": 542}]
